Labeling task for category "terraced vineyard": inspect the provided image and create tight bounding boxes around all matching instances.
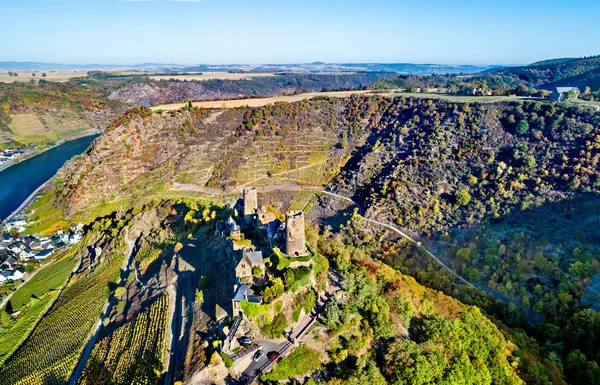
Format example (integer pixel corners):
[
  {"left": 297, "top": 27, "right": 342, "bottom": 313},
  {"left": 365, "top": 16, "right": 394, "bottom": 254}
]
[
  {"left": 135, "top": 233, "right": 175, "bottom": 271},
  {"left": 0, "top": 294, "right": 55, "bottom": 366},
  {"left": 0, "top": 248, "right": 79, "bottom": 366},
  {"left": 77, "top": 295, "right": 170, "bottom": 385},
  {"left": 0, "top": 251, "right": 125, "bottom": 385}
]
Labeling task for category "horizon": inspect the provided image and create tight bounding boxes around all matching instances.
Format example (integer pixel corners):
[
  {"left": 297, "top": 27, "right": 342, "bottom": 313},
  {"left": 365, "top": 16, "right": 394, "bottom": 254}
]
[{"left": 2, "top": 0, "right": 600, "bottom": 66}]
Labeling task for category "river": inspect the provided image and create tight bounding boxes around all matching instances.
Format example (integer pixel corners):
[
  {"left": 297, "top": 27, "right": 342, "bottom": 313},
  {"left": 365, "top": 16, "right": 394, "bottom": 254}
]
[{"left": 0, "top": 135, "right": 98, "bottom": 221}]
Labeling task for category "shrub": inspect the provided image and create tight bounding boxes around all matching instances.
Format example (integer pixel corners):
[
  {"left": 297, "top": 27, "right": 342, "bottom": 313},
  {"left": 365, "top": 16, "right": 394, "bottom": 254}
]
[
  {"left": 261, "top": 312, "right": 288, "bottom": 338},
  {"left": 261, "top": 346, "right": 321, "bottom": 381}
]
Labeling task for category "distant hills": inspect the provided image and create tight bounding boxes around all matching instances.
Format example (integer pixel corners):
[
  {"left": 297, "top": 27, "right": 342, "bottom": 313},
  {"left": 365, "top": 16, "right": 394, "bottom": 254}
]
[{"left": 0, "top": 61, "right": 496, "bottom": 75}]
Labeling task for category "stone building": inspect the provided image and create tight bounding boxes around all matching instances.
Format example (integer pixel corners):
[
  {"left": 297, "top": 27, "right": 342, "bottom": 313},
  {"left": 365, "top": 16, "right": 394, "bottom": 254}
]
[
  {"left": 242, "top": 187, "right": 258, "bottom": 226},
  {"left": 234, "top": 250, "right": 265, "bottom": 280},
  {"left": 285, "top": 211, "right": 310, "bottom": 257}
]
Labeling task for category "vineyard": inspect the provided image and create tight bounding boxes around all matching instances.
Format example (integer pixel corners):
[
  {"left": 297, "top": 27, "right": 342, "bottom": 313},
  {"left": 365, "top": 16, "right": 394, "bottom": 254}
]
[
  {"left": 78, "top": 295, "right": 170, "bottom": 385},
  {"left": 135, "top": 233, "right": 174, "bottom": 271},
  {"left": 5, "top": 247, "right": 78, "bottom": 312},
  {"left": 0, "top": 294, "right": 55, "bottom": 365},
  {"left": 287, "top": 191, "right": 319, "bottom": 213},
  {"left": 0, "top": 251, "right": 125, "bottom": 385}
]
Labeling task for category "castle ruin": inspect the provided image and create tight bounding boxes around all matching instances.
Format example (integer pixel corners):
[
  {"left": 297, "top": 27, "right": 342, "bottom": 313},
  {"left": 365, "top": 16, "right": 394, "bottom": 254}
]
[
  {"left": 285, "top": 210, "right": 309, "bottom": 257},
  {"left": 242, "top": 187, "right": 258, "bottom": 226}
]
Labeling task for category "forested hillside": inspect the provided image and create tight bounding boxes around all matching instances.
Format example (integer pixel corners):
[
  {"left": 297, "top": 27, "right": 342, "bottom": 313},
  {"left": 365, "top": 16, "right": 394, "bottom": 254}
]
[
  {"left": 35, "top": 94, "right": 600, "bottom": 384},
  {"left": 492, "top": 56, "right": 600, "bottom": 90},
  {"left": 91, "top": 72, "right": 398, "bottom": 105}
]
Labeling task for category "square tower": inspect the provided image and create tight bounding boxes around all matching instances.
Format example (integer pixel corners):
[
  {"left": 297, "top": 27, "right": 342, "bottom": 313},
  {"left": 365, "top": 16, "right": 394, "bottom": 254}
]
[{"left": 243, "top": 187, "right": 258, "bottom": 225}]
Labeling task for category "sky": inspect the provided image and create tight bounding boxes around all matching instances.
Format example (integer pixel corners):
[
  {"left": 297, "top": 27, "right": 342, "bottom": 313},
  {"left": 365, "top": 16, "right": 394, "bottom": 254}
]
[{"left": 1, "top": 0, "right": 599, "bottom": 66}]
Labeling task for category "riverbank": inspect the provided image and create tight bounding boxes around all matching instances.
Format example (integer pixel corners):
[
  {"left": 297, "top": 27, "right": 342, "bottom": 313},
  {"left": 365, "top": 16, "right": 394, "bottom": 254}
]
[
  {"left": 0, "top": 135, "right": 99, "bottom": 221},
  {"left": 0, "top": 129, "right": 101, "bottom": 174}
]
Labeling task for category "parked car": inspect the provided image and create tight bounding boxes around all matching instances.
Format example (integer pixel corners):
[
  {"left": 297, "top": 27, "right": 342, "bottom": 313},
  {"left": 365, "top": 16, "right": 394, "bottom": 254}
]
[
  {"left": 253, "top": 350, "right": 264, "bottom": 362},
  {"left": 239, "top": 336, "right": 253, "bottom": 346},
  {"left": 268, "top": 351, "right": 281, "bottom": 362}
]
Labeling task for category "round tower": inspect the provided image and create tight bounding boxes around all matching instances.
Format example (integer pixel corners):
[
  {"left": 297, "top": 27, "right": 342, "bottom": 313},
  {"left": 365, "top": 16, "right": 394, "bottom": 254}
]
[{"left": 285, "top": 211, "right": 308, "bottom": 257}]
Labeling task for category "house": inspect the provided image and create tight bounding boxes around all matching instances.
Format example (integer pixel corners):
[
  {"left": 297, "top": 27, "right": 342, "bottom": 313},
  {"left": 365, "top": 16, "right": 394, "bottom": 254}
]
[
  {"left": 472, "top": 87, "right": 482, "bottom": 95},
  {"left": 35, "top": 249, "right": 54, "bottom": 261},
  {"left": 8, "top": 242, "right": 23, "bottom": 254},
  {"left": 69, "top": 231, "right": 83, "bottom": 244},
  {"left": 2, "top": 256, "right": 18, "bottom": 269},
  {"left": 232, "top": 283, "right": 263, "bottom": 315},
  {"left": 10, "top": 268, "right": 25, "bottom": 281},
  {"left": 234, "top": 250, "right": 265, "bottom": 279},
  {"left": 550, "top": 87, "right": 580, "bottom": 102},
  {"left": 2, "top": 267, "right": 24, "bottom": 281},
  {"left": 18, "top": 247, "right": 35, "bottom": 261},
  {"left": 0, "top": 274, "right": 7, "bottom": 284}
]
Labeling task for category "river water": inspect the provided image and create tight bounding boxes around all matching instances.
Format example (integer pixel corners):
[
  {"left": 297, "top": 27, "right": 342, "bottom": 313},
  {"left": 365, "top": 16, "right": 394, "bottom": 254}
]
[{"left": 0, "top": 135, "right": 98, "bottom": 220}]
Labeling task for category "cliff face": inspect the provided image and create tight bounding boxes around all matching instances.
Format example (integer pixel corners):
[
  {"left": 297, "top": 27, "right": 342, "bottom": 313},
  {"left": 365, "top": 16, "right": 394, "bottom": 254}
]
[
  {"left": 55, "top": 107, "right": 244, "bottom": 214},
  {"left": 54, "top": 97, "right": 376, "bottom": 216}
]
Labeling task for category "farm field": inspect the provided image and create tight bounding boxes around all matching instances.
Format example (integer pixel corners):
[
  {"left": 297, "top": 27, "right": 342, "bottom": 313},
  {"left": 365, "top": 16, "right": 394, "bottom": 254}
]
[
  {"left": 4, "top": 112, "right": 96, "bottom": 148},
  {"left": 0, "top": 70, "right": 86, "bottom": 83},
  {"left": 77, "top": 295, "right": 170, "bottom": 385},
  {"left": 0, "top": 294, "right": 56, "bottom": 366},
  {"left": 0, "top": 251, "right": 125, "bottom": 385},
  {"left": 152, "top": 89, "right": 538, "bottom": 111},
  {"left": 152, "top": 90, "right": 378, "bottom": 110}
]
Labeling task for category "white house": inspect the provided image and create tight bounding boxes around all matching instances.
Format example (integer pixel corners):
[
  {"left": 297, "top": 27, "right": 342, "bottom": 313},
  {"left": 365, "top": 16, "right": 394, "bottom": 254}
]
[
  {"left": 35, "top": 249, "right": 54, "bottom": 261},
  {"left": 9, "top": 268, "right": 25, "bottom": 281},
  {"left": 550, "top": 87, "right": 580, "bottom": 102},
  {"left": 18, "top": 247, "right": 35, "bottom": 261}
]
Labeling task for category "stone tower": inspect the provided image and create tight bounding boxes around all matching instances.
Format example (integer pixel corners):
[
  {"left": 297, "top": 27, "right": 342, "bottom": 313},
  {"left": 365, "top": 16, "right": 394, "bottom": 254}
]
[
  {"left": 243, "top": 187, "right": 258, "bottom": 225},
  {"left": 285, "top": 211, "right": 309, "bottom": 257}
]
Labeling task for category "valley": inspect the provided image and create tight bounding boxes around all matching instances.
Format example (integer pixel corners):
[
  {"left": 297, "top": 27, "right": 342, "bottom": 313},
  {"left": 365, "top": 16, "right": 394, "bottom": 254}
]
[{"left": 0, "top": 57, "right": 599, "bottom": 385}]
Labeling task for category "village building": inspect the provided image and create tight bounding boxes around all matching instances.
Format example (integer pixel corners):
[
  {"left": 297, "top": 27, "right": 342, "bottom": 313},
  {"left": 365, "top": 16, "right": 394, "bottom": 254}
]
[
  {"left": 232, "top": 283, "right": 263, "bottom": 315},
  {"left": 234, "top": 250, "right": 265, "bottom": 280},
  {"left": 35, "top": 249, "right": 54, "bottom": 261},
  {"left": 550, "top": 87, "right": 580, "bottom": 102}
]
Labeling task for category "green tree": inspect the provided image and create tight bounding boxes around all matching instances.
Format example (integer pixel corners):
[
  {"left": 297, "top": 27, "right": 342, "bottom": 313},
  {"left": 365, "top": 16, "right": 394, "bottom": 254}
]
[
  {"left": 455, "top": 188, "right": 471, "bottom": 206},
  {"left": 517, "top": 119, "right": 529, "bottom": 135}
]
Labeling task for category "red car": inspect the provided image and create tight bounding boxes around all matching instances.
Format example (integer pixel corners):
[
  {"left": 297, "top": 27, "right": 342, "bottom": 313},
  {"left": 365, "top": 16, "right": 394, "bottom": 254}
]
[{"left": 269, "top": 352, "right": 281, "bottom": 362}]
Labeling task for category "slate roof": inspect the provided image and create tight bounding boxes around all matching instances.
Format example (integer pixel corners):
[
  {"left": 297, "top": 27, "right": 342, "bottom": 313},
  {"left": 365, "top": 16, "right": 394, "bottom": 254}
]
[{"left": 244, "top": 251, "right": 264, "bottom": 267}]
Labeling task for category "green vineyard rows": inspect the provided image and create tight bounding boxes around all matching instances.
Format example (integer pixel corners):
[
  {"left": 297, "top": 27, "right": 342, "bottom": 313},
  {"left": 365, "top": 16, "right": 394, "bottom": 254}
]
[
  {"left": 78, "top": 295, "right": 170, "bottom": 385},
  {"left": 0, "top": 252, "right": 125, "bottom": 385}
]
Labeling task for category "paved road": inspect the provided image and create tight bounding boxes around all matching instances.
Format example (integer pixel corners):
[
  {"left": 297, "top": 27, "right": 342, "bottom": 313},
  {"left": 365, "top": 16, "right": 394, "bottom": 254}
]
[
  {"left": 241, "top": 270, "right": 342, "bottom": 382},
  {"left": 241, "top": 339, "right": 289, "bottom": 379},
  {"left": 2, "top": 181, "right": 48, "bottom": 224}
]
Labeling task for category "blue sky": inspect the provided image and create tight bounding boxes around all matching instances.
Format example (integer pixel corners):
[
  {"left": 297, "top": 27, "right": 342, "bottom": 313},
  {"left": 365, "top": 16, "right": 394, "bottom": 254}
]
[{"left": 1, "top": 0, "right": 599, "bottom": 65}]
